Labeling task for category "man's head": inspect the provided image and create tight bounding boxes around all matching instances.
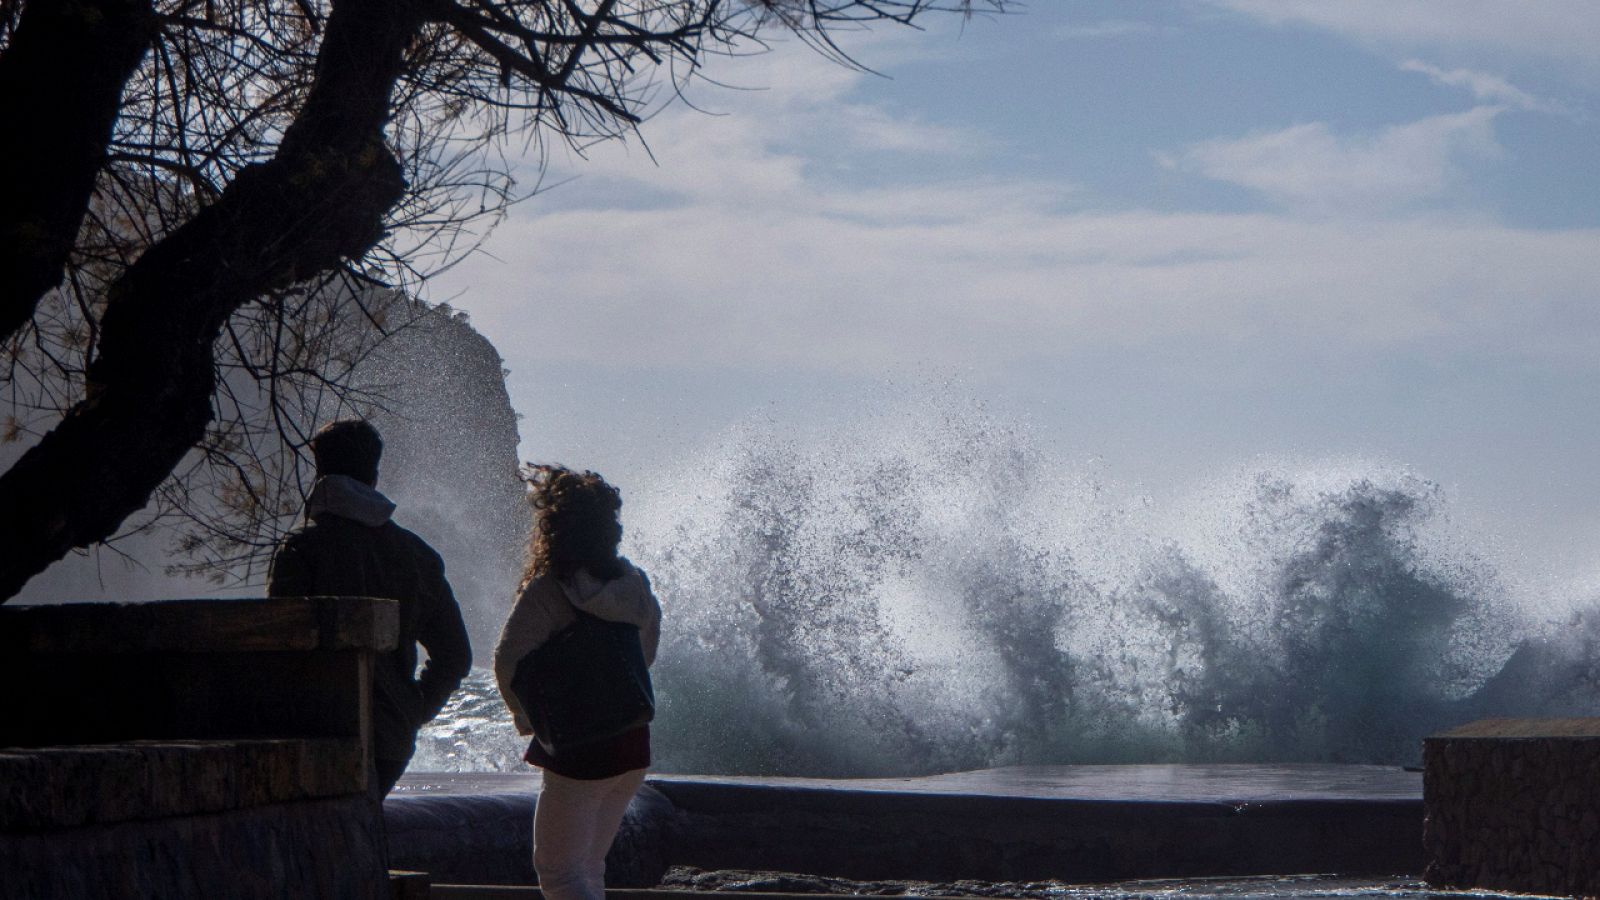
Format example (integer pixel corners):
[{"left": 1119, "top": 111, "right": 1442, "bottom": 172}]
[{"left": 310, "top": 419, "right": 383, "bottom": 485}]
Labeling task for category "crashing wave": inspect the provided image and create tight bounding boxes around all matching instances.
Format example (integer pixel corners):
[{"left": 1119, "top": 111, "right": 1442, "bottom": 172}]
[{"left": 422, "top": 401, "right": 1600, "bottom": 776}]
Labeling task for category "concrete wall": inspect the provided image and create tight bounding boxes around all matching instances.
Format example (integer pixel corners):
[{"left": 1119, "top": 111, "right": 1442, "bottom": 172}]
[
  {"left": 385, "top": 782, "right": 674, "bottom": 887},
  {"left": 652, "top": 777, "right": 1421, "bottom": 882}
]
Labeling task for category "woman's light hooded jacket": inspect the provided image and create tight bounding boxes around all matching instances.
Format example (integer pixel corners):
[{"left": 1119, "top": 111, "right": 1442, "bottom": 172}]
[{"left": 492, "top": 559, "right": 662, "bottom": 735}]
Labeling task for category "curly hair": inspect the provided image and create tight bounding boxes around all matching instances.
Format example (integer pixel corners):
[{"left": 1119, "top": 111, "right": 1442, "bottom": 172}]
[{"left": 521, "top": 464, "right": 626, "bottom": 586}]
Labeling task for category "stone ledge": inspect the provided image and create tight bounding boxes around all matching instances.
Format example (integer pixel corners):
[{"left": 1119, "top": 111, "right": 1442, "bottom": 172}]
[
  {"left": 0, "top": 738, "right": 365, "bottom": 832},
  {"left": 0, "top": 597, "right": 391, "bottom": 747},
  {"left": 0, "top": 596, "right": 399, "bottom": 655},
  {"left": 1432, "top": 717, "right": 1600, "bottom": 740}
]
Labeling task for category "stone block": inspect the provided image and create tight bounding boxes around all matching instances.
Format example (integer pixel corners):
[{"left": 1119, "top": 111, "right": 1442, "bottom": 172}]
[
  {"left": 0, "top": 794, "right": 387, "bottom": 899},
  {"left": 0, "top": 738, "right": 365, "bottom": 831},
  {"left": 1424, "top": 717, "right": 1600, "bottom": 896},
  {"left": 0, "top": 596, "right": 399, "bottom": 655},
  {"left": 0, "top": 597, "right": 393, "bottom": 748},
  {"left": 0, "top": 597, "right": 395, "bottom": 898}
]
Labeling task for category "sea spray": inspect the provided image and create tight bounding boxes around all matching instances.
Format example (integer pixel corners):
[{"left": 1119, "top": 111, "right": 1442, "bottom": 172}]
[{"left": 416, "top": 400, "right": 1594, "bottom": 775}]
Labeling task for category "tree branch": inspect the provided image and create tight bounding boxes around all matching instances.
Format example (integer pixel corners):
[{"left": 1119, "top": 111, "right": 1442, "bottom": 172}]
[
  {"left": 430, "top": 0, "right": 639, "bottom": 122},
  {"left": 0, "top": 0, "right": 419, "bottom": 599},
  {"left": 0, "top": 0, "right": 157, "bottom": 343}
]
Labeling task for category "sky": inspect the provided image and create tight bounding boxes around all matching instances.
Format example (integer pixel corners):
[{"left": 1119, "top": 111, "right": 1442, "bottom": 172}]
[{"left": 431, "top": 0, "right": 1600, "bottom": 583}]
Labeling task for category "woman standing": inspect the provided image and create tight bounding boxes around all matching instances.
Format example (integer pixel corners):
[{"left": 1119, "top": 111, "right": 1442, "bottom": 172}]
[{"left": 494, "top": 466, "right": 663, "bottom": 900}]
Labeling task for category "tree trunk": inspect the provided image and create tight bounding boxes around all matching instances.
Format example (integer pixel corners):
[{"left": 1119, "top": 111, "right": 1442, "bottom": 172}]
[
  {"left": 0, "top": 0, "right": 157, "bottom": 341},
  {"left": 0, "top": 0, "right": 421, "bottom": 601}
]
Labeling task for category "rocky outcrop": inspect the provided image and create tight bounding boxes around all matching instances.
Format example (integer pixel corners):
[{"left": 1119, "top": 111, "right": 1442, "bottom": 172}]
[
  {"left": 9, "top": 293, "right": 528, "bottom": 659},
  {"left": 356, "top": 298, "right": 528, "bottom": 655}
]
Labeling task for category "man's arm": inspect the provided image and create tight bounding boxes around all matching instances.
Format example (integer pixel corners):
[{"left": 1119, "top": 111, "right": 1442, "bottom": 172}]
[
  {"left": 266, "top": 539, "right": 310, "bottom": 598},
  {"left": 414, "top": 550, "right": 472, "bottom": 724}
]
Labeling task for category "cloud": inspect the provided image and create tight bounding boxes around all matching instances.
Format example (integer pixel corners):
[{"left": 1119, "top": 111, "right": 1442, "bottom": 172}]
[
  {"left": 1054, "top": 20, "right": 1158, "bottom": 40},
  {"left": 434, "top": 37, "right": 1600, "bottom": 389},
  {"left": 531, "top": 34, "right": 997, "bottom": 212},
  {"left": 1199, "top": 0, "right": 1600, "bottom": 82},
  {"left": 833, "top": 103, "right": 995, "bottom": 156},
  {"left": 1400, "top": 60, "right": 1570, "bottom": 114},
  {"left": 410, "top": 15, "right": 1600, "bottom": 585},
  {"left": 1160, "top": 108, "right": 1503, "bottom": 213},
  {"left": 447, "top": 193, "right": 1600, "bottom": 377}
]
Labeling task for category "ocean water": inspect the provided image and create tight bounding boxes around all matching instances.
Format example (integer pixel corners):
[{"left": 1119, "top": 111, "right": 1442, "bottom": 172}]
[{"left": 416, "top": 402, "right": 1600, "bottom": 777}]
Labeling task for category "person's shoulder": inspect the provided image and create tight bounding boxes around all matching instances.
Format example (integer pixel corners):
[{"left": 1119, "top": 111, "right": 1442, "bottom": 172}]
[
  {"left": 518, "top": 571, "right": 557, "bottom": 596},
  {"left": 515, "top": 572, "right": 571, "bottom": 608},
  {"left": 384, "top": 520, "right": 446, "bottom": 567},
  {"left": 277, "top": 519, "right": 326, "bottom": 550},
  {"left": 618, "top": 557, "right": 651, "bottom": 587}
]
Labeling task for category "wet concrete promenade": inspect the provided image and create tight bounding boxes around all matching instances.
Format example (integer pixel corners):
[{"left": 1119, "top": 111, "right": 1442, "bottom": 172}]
[
  {"left": 396, "top": 762, "right": 1422, "bottom": 804},
  {"left": 642, "top": 763, "right": 1422, "bottom": 804},
  {"left": 389, "top": 765, "right": 1424, "bottom": 885}
]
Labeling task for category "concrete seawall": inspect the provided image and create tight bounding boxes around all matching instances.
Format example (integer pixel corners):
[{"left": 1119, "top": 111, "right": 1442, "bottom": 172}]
[{"left": 388, "top": 764, "right": 1423, "bottom": 885}]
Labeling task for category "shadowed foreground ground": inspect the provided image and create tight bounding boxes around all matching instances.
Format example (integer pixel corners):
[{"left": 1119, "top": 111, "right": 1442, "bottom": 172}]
[{"left": 658, "top": 868, "right": 1475, "bottom": 899}]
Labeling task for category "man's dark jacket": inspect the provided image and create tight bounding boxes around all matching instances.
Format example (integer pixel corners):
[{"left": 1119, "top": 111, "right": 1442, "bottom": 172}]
[{"left": 268, "top": 475, "right": 472, "bottom": 764}]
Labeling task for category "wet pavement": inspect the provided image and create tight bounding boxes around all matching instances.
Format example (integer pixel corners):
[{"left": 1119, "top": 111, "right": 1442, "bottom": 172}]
[
  {"left": 396, "top": 763, "right": 1421, "bottom": 805},
  {"left": 392, "top": 769, "right": 540, "bottom": 796},
  {"left": 649, "top": 764, "right": 1421, "bottom": 804}
]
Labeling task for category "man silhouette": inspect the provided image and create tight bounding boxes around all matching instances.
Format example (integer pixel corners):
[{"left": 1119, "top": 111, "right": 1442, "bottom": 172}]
[{"left": 268, "top": 419, "right": 471, "bottom": 797}]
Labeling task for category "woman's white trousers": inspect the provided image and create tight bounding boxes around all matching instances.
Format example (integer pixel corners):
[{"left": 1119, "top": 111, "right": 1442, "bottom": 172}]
[{"left": 533, "top": 768, "right": 648, "bottom": 900}]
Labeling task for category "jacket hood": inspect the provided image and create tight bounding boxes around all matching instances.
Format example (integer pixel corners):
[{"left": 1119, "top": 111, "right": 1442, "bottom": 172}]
[
  {"left": 566, "top": 559, "right": 644, "bottom": 604},
  {"left": 305, "top": 474, "right": 396, "bottom": 527}
]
